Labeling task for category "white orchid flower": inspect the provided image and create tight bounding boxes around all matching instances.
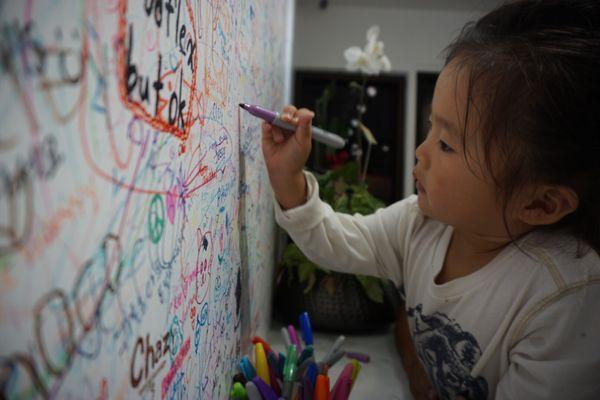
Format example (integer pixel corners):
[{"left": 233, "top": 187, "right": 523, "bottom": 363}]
[{"left": 344, "top": 25, "right": 391, "bottom": 75}]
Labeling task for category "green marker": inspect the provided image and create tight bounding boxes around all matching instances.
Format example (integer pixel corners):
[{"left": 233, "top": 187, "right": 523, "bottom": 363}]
[
  {"left": 282, "top": 344, "right": 298, "bottom": 398},
  {"left": 230, "top": 382, "right": 248, "bottom": 400}
]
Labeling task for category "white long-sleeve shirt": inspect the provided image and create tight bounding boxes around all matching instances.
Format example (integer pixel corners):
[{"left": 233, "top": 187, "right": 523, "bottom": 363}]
[{"left": 274, "top": 172, "right": 600, "bottom": 400}]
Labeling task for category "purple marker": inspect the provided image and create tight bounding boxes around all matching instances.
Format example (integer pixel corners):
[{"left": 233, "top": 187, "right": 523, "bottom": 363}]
[
  {"left": 345, "top": 351, "right": 370, "bottom": 363},
  {"left": 288, "top": 324, "right": 302, "bottom": 352},
  {"left": 239, "top": 103, "right": 346, "bottom": 149},
  {"left": 252, "top": 376, "right": 279, "bottom": 400}
]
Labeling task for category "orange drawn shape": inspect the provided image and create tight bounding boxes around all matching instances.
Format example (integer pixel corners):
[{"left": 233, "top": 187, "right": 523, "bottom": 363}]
[{"left": 116, "top": 0, "right": 198, "bottom": 151}]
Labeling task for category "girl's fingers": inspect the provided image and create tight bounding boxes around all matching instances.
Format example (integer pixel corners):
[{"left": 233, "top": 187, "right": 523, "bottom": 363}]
[
  {"left": 273, "top": 129, "right": 284, "bottom": 143},
  {"left": 295, "top": 108, "right": 314, "bottom": 146},
  {"left": 281, "top": 104, "right": 299, "bottom": 124},
  {"left": 280, "top": 113, "right": 297, "bottom": 124},
  {"left": 264, "top": 105, "right": 314, "bottom": 150},
  {"left": 262, "top": 121, "right": 286, "bottom": 144},
  {"left": 262, "top": 121, "right": 272, "bottom": 134},
  {"left": 261, "top": 122, "right": 273, "bottom": 144},
  {"left": 282, "top": 104, "right": 297, "bottom": 116}
]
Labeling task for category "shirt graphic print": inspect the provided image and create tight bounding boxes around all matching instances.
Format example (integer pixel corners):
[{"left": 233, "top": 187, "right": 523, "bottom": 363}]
[{"left": 408, "top": 304, "right": 489, "bottom": 400}]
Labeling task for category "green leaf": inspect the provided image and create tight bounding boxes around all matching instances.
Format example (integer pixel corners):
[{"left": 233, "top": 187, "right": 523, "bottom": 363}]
[
  {"left": 298, "top": 260, "right": 317, "bottom": 291},
  {"left": 281, "top": 243, "right": 328, "bottom": 292},
  {"left": 346, "top": 184, "right": 385, "bottom": 215},
  {"left": 332, "top": 193, "right": 350, "bottom": 213},
  {"left": 282, "top": 243, "right": 307, "bottom": 267},
  {"left": 355, "top": 275, "right": 385, "bottom": 303},
  {"left": 330, "top": 162, "right": 360, "bottom": 185},
  {"left": 283, "top": 155, "right": 389, "bottom": 302}
]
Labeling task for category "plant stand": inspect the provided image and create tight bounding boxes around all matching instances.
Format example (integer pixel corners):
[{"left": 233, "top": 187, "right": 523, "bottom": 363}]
[{"left": 274, "top": 269, "right": 395, "bottom": 333}]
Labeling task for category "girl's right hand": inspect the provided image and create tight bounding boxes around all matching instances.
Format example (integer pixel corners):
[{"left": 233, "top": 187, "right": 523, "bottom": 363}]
[{"left": 261, "top": 105, "right": 314, "bottom": 209}]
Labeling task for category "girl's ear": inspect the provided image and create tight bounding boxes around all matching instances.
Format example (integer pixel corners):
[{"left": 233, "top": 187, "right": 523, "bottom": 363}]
[{"left": 518, "top": 185, "right": 579, "bottom": 226}]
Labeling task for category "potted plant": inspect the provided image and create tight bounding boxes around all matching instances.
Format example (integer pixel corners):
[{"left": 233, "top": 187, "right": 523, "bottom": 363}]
[{"left": 274, "top": 26, "right": 399, "bottom": 333}]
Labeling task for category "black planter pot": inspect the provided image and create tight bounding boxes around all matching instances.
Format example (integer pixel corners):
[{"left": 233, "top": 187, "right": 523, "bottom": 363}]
[{"left": 274, "top": 268, "right": 395, "bottom": 333}]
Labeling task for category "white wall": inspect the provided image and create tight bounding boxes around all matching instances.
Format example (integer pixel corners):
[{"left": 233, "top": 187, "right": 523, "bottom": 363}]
[
  {"left": 0, "top": 1, "right": 291, "bottom": 398},
  {"left": 293, "top": 2, "right": 494, "bottom": 196}
]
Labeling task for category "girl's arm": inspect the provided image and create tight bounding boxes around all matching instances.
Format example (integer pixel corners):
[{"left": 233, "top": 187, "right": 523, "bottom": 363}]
[
  {"left": 274, "top": 171, "right": 420, "bottom": 285},
  {"left": 262, "top": 104, "right": 419, "bottom": 284},
  {"left": 395, "top": 304, "right": 437, "bottom": 400}
]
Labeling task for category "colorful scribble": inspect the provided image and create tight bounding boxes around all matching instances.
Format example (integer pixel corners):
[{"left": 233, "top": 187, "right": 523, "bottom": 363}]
[{"left": 0, "top": 0, "right": 288, "bottom": 398}]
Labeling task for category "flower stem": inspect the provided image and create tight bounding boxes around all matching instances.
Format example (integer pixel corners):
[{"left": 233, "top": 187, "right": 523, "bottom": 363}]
[
  {"left": 361, "top": 142, "right": 372, "bottom": 182},
  {"left": 356, "top": 75, "right": 368, "bottom": 182}
]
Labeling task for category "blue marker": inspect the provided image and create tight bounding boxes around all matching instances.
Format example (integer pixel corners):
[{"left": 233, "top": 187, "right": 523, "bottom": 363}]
[
  {"left": 304, "top": 362, "right": 318, "bottom": 388},
  {"left": 299, "top": 311, "right": 314, "bottom": 346},
  {"left": 297, "top": 356, "right": 315, "bottom": 379},
  {"left": 240, "top": 356, "right": 256, "bottom": 381}
]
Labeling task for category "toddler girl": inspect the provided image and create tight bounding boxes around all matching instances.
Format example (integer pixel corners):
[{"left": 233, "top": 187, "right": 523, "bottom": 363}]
[{"left": 262, "top": 0, "right": 600, "bottom": 398}]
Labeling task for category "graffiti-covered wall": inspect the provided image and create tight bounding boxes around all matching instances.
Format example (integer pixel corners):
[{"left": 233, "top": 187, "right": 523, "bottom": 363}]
[{"left": 0, "top": 0, "right": 290, "bottom": 398}]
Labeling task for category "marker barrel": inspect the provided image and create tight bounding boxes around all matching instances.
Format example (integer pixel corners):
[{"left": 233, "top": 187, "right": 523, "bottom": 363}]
[{"left": 272, "top": 114, "right": 346, "bottom": 149}]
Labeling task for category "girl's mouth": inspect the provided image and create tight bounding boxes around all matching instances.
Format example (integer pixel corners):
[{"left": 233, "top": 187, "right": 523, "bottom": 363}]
[{"left": 415, "top": 179, "right": 425, "bottom": 193}]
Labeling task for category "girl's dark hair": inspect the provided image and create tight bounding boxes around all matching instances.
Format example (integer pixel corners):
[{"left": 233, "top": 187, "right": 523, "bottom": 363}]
[{"left": 445, "top": 0, "right": 600, "bottom": 256}]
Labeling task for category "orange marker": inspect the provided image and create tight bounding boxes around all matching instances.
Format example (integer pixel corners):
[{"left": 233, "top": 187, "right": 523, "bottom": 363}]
[
  {"left": 254, "top": 342, "right": 271, "bottom": 386},
  {"left": 315, "top": 374, "right": 331, "bottom": 400}
]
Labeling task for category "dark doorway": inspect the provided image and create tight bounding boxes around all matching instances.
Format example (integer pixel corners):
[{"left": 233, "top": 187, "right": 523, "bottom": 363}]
[
  {"left": 416, "top": 72, "right": 439, "bottom": 147},
  {"left": 294, "top": 70, "right": 406, "bottom": 204}
]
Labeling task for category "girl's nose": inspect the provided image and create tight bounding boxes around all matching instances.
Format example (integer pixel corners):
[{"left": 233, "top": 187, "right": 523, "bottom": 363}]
[{"left": 415, "top": 139, "right": 429, "bottom": 168}]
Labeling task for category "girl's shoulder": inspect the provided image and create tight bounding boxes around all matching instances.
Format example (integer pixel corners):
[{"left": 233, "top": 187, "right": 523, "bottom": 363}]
[
  {"left": 517, "top": 230, "right": 600, "bottom": 290},
  {"left": 486, "top": 231, "right": 600, "bottom": 351}
]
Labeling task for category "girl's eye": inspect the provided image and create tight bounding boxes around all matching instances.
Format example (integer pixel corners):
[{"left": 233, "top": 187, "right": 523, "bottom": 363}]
[{"left": 438, "top": 140, "right": 454, "bottom": 153}]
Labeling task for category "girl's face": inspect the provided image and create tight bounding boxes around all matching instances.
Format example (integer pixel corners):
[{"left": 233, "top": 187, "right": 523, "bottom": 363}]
[{"left": 413, "top": 59, "right": 524, "bottom": 240}]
